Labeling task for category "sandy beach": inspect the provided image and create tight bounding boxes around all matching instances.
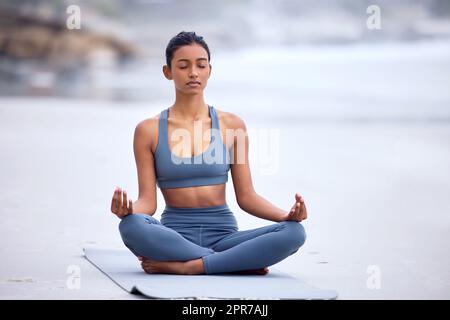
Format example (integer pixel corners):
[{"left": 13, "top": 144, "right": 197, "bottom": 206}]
[{"left": 1, "top": 41, "right": 450, "bottom": 299}]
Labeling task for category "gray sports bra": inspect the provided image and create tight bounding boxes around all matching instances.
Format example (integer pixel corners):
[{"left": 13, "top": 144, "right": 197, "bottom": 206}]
[{"left": 154, "top": 105, "right": 231, "bottom": 189}]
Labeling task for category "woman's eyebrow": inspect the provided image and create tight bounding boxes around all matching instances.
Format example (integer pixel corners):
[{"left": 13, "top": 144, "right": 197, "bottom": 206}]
[{"left": 177, "top": 58, "right": 208, "bottom": 62}]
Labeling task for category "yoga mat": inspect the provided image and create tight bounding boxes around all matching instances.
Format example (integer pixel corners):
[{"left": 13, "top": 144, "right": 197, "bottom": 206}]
[{"left": 83, "top": 247, "right": 338, "bottom": 300}]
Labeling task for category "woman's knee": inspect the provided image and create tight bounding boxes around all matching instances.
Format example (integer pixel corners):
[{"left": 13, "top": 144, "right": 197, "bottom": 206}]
[
  {"left": 118, "top": 213, "right": 158, "bottom": 240},
  {"left": 281, "top": 221, "right": 307, "bottom": 248}
]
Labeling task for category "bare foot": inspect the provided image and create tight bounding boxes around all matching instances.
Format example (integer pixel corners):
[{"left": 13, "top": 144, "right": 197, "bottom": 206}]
[
  {"left": 138, "top": 256, "right": 204, "bottom": 275},
  {"left": 231, "top": 267, "right": 269, "bottom": 275},
  {"left": 138, "top": 256, "right": 268, "bottom": 276}
]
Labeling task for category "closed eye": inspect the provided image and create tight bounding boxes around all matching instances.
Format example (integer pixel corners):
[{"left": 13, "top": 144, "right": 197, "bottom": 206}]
[{"left": 179, "top": 66, "right": 206, "bottom": 69}]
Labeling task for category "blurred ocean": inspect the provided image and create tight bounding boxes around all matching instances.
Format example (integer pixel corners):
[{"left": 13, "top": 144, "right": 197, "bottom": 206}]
[
  {"left": 77, "top": 39, "right": 450, "bottom": 124},
  {"left": 2, "top": 38, "right": 449, "bottom": 125},
  {"left": 2, "top": 0, "right": 450, "bottom": 121},
  {"left": 209, "top": 40, "right": 450, "bottom": 122}
]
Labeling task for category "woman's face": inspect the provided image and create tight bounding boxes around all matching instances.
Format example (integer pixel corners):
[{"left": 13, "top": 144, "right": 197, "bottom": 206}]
[{"left": 163, "top": 44, "right": 211, "bottom": 94}]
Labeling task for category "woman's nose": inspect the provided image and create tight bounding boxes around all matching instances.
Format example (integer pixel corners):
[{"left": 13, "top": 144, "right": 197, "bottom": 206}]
[{"left": 188, "top": 67, "right": 199, "bottom": 77}]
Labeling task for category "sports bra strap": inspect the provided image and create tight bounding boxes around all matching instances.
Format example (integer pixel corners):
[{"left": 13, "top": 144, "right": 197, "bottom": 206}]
[
  {"left": 158, "top": 108, "right": 168, "bottom": 147},
  {"left": 209, "top": 105, "right": 220, "bottom": 130}
]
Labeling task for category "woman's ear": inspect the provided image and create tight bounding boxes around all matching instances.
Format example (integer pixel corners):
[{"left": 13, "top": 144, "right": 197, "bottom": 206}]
[
  {"left": 162, "top": 65, "right": 172, "bottom": 80},
  {"left": 208, "top": 64, "right": 212, "bottom": 77}
]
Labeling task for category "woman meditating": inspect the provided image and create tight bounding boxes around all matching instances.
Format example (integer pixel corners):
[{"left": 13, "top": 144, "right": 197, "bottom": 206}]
[{"left": 110, "top": 31, "right": 308, "bottom": 275}]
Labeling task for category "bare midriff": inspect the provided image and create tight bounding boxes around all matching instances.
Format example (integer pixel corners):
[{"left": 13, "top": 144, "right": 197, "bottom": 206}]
[{"left": 161, "top": 184, "right": 227, "bottom": 208}]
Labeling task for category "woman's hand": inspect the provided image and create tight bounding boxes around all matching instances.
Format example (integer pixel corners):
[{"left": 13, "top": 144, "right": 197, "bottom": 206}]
[
  {"left": 284, "top": 193, "right": 308, "bottom": 222},
  {"left": 111, "top": 187, "right": 133, "bottom": 219}
]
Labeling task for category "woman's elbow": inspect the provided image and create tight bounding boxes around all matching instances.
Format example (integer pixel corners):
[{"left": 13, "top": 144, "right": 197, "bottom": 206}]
[
  {"left": 236, "top": 191, "right": 257, "bottom": 210},
  {"left": 133, "top": 198, "right": 157, "bottom": 215}
]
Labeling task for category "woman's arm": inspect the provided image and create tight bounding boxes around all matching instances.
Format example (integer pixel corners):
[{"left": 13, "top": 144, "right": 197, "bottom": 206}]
[
  {"left": 227, "top": 114, "right": 289, "bottom": 222},
  {"left": 131, "top": 119, "right": 158, "bottom": 215},
  {"left": 236, "top": 192, "right": 288, "bottom": 222},
  {"left": 110, "top": 120, "right": 157, "bottom": 218}
]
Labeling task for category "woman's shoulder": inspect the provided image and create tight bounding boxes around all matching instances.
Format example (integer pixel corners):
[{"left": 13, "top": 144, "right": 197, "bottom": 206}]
[
  {"left": 134, "top": 112, "right": 161, "bottom": 151},
  {"left": 135, "top": 113, "right": 159, "bottom": 133},
  {"left": 215, "top": 106, "right": 247, "bottom": 131}
]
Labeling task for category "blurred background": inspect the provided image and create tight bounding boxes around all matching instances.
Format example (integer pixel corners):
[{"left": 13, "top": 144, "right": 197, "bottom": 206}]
[
  {"left": 1, "top": 0, "right": 450, "bottom": 102},
  {"left": 1, "top": 0, "right": 450, "bottom": 299}
]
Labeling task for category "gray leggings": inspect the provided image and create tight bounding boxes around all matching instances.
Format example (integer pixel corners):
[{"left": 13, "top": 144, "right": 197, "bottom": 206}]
[{"left": 119, "top": 204, "right": 306, "bottom": 274}]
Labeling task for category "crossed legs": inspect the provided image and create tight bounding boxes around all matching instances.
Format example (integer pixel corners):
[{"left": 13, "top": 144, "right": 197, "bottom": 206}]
[{"left": 119, "top": 213, "right": 306, "bottom": 275}]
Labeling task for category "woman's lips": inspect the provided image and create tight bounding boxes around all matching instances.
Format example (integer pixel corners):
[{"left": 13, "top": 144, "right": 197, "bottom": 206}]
[{"left": 187, "top": 82, "right": 201, "bottom": 87}]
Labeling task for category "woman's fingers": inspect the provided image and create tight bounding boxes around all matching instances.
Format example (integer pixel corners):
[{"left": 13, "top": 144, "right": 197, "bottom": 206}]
[
  {"left": 289, "top": 204, "right": 295, "bottom": 215},
  {"left": 110, "top": 190, "right": 116, "bottom": 213},
  {"left": 296, "top": 194, "right": 304, "bottom": 207},
  {"left": 287, "top": 201, "right": 301, "bottom": 222},
  {"left": 115, "top": 189, "right": 122, "bottom": 216},
  {"left": 295, "top": 202, "right": 301, "bottom": 219},
  {"left": 301, "top": 202, "right": 308, "bottom": 220},
  {"left": 292, "top": 193, "right": 305, "bottom": 221},
  {"left": 119, "top": 189, "right": 123, "bottom": 210},
  {"left": 122, "top": 190, "right": 134, "bottom": 215},
  {"left": 119, "top": 189, "right": 128, "bottom": 216},
  {"left": 118, "top": 188, "right": 123, "bottom": 208},
  {"left": 298, "top": 201, "right": 306, "bottom": 220},
  {"left": 294, "top": 193, "right": 307, "bottom": 221},
  {"left": 123, "top": 190, "right": 128, "bottom": 210},
  {"left": 111, "top": 188, "right": 120, "bottom": 214},
  {"left": 109, "top": 187, "right": 134, "bottom": 218},
  {"left": 128, "top": 199, "right": 133, "bottom": 214}
]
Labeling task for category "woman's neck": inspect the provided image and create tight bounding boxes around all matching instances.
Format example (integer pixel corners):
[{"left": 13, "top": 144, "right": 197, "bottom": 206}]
[{"left": 171, "top": 94, "right": 209, "bottom": 120}]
